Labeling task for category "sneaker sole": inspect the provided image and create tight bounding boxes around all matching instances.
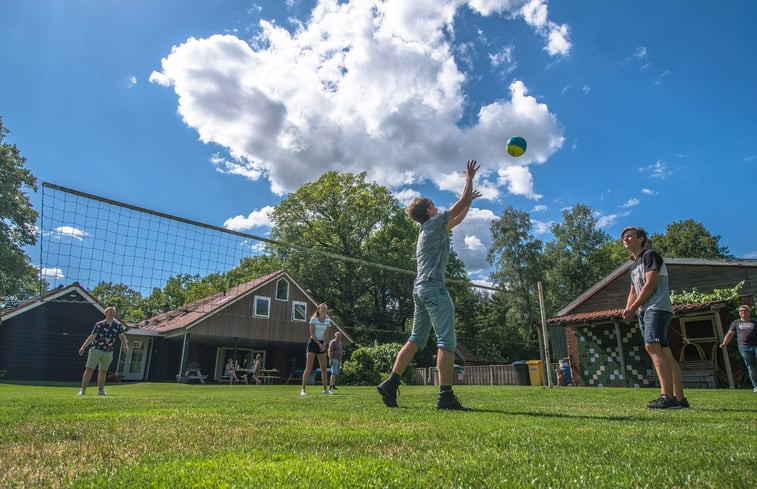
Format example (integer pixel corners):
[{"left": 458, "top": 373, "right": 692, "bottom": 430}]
[{"left": 376, "top": 385, "right": 398, "bottom": 408}]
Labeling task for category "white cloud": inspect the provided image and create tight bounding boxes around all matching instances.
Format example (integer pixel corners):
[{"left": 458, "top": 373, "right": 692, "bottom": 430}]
[
  {"left": 633, "top": 47, "right": 647, "bottom": 59},
  {"left": 224, "top": 206, "right": 275, "bottom": 231},
  {"left": 596, "top": 213, "right": 617, "bottom": 229},
  {"left": 150, "top": 1, "right": 564, "bottom": 199},
  {"left": 52, "top": 226, "right": 88, "bottom": 241},
  {"left": 641, "top": 188, "right": 656, "bottom": 195},
  {"left": 531, "top": 204, "right": 547, "bottom": 212},
  {"left": 620, "top": 198, "right": 640, "bottom": 208},
  {"left": 40, "top": 267, "right": 64, "bottom": 279},
  {"left": 149, "top": 0, "right": 567, "bottom": 273},
  {"left": 128, "top": 75, "right": 137, "bottom": 88},
  {"left": 489, "top": 45, "right": 517, "bottom": 74},
  {"left": 638, "top": 160, "right": 670, "bottom": 179},
  {"left": 496, "top": 165, "right": 542, "bottom": 200},
  {"left": 451, "top": 206, "right": 497, "bottom": 272},
  {"left": 531, "top": 218, "right": 551, "bottom": 235},
  {"left": 519, "top": 0, "right": 571, "bottom": 56}
]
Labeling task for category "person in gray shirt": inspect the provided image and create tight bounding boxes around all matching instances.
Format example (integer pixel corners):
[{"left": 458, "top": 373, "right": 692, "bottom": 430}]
[
  {"left": 378, "top": 160, "right": 481, "bottom": 410},
  {"left": 622, "top": 226, "right": 688, "bottom": 409}
]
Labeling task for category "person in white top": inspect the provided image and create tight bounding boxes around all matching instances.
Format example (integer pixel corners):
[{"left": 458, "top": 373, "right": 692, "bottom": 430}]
[{"left": 300, "top": 303, "right": 334, "bottom": 395}]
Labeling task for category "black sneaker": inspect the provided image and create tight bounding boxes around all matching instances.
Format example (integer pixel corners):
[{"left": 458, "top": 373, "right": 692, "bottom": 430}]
[
  {"left": 377, "top": 379, "right": 399, "bottom": 408},
  {"left": 677, "top": 397, "right": 690, "bottom": 409},
  {"left": 646, "top": 395, "right": 680, "bottom": 409},
  {"left": 436, "top": 391, "right": 466, "bottom": 410}
]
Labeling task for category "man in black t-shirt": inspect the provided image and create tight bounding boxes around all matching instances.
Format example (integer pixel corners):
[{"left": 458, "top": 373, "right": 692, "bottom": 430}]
[{"left": 720, "top": 304, "right": 757, "bottom": 392}]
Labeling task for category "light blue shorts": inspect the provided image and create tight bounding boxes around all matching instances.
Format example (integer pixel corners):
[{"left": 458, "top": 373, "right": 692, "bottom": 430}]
[
  {"left": 85, "top": 348, "right": 114, "bottom": 370},
  {"left": 408, "top": 281, "right": 456, "bottom": 351},
  {"left": 331, "top": 359, "right": 341, "bottom": 375}
]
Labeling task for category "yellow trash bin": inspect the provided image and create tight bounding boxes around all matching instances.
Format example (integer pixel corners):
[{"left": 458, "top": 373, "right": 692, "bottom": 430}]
[{"left": 526, "top": 360, "right": 543, "bottom": 386}]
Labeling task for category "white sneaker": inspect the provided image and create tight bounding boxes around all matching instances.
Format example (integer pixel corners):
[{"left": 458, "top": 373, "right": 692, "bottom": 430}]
[
  {"left": 77, "top": 389, "right": 86, "bottom": 396},
  {"left": 97, "top": 390, "right": 106, "bottom": 396},
  {"left": 300, "top": 389, "right": 307, "bottom": 396},
  {"left": 323, "top": 389, "right": 333, "bottom": 395},
  {"left": 753, "top": 386, "right": 757, "bottom": 393}
]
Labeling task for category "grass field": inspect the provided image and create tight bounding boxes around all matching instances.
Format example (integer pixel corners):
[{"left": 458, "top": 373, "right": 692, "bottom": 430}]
[{"left": 1, "top": 382, "right": 755, "bottom": 488}]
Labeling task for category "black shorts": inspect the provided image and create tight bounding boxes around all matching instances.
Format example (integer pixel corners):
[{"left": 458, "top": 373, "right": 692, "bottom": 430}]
[{"left": 307, "top": 338, "right": 326, "bottom": 354}]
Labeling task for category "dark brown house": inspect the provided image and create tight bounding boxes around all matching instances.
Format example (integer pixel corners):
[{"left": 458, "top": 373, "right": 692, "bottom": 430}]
[
  {"left": 0, "top": 283, "right": 121, "bottom": 382},
  {"left": 133, "top": 269, "right": 353, "bottom": 383},
  {"left": 547, "top": 258, "right": 757, "bottom": 388}
]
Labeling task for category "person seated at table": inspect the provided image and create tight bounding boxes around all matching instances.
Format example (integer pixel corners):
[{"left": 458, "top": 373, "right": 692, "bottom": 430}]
[
  {"left": 247, "top": 354, "right": 262, "bottom": 385},
  {"left": 224, "top": 358, "right": 244, "bottom": 385}
]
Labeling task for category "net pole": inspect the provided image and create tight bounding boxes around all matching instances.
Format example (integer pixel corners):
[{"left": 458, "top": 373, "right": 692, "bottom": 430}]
[{"left": 538, "top": 281, "right": 553, "bottom": 387}]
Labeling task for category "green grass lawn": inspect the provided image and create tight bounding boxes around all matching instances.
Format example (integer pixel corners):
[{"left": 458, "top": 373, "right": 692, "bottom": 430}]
[{"left": 1, "top": 382, "right": 755, "bottom": 488}]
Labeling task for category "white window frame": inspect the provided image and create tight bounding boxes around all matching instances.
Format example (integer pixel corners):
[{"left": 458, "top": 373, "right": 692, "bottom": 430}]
[
  {"left": 275, "top": 278, "right": 289, "bottom": 301},
  {"left": 253, "top": 295, "right": 271, "bottom": 318},
  {"left": 292, "top": 301, "right": 307, "bottom": 322}
]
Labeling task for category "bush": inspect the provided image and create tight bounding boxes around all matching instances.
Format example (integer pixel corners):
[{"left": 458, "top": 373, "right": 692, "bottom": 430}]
[{"left": 341, "top": 342, "right": 414, "bottom": 385}]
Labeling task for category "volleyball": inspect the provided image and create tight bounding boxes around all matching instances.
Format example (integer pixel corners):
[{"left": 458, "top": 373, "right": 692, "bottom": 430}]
[{"left": 505, "top": 136, "right": 527, "bottom": 157}]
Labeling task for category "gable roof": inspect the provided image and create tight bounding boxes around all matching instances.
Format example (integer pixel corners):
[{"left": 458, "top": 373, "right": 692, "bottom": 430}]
[
  {"left": 0, "top": 283, "right": 105, "bottom": 323},
  {"left": 555, "top": 257, "right": 757, "bottom": 317},
  {"left": 134, "top": 269, "right": 354, "bottom": 343}
]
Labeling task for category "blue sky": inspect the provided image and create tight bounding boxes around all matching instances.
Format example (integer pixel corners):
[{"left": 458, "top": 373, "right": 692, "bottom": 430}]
[{"left": 2, "top": 0, "right": 756, "bottom": 288}]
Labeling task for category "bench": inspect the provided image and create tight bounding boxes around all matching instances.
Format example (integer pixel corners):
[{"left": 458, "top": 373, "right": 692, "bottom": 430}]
[
  {"left": 679, "top": 360, "right": 717, "bottom": 388},
  {"left": 177, "top": 368, "right": 207, "bottom": 384}
]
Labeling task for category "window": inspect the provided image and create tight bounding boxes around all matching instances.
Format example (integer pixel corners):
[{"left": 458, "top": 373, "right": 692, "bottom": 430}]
[
  {"left": 292, "top": 301, "right": 307, "bottom": 322},
  {"left": 253, "top": 295, "right": 271, "bottom": 318},
  {"left": 679, "top": 315, "right": 717, "bottom": 341},
  {"left": 276, "top": 279, "right": 289, "bottom": 301}
]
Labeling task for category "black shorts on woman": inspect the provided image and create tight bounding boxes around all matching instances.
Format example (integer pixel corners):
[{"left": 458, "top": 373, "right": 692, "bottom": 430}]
[{"left": 307, "top": 337, "right": 326, "bottom": 354}]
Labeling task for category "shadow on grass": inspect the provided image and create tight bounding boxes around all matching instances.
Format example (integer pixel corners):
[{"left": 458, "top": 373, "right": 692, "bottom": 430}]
[{"left": 452, "top": 406, "right": 640, "bottom": 421}]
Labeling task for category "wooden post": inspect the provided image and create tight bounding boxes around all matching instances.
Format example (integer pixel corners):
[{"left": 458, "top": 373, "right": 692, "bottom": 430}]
[
  {"left": 538, "top": 281, "right": 553, "bottom": 387},
  {"left": 712, "top": 310, "right": 735, "bottom": 389}
]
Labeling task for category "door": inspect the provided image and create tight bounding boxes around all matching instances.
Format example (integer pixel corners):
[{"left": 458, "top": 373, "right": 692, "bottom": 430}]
[{"left": 119, "top": 338, "right": 151, "bottom": 380}]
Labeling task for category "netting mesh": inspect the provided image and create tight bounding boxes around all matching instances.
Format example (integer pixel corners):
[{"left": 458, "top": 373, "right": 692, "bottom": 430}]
[{"left": 40, "top": 182, "right": 268, "bottom": 297}]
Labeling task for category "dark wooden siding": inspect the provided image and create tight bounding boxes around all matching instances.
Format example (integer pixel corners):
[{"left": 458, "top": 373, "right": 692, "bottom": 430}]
[{"left": 0, "top": 299, "right": 114, "bottom": 381}]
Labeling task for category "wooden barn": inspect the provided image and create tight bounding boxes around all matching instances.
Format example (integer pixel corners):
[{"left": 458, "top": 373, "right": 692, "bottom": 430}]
[
  {"left": 0, "top": 283, "right": 120, "bottom": 382},
  {"left": 547, "top": 258, "right": 757, "bottom": 389},
  {"left": 133, "top": 269, "right": 353, "bottom": 384}
]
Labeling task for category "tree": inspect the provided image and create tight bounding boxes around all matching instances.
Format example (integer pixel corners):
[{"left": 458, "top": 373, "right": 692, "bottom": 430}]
[
  {"left": 650, "top": 219, "right": 731, "bottom": 258},
  {"left": 91, "top": 282, "right": 146, "bottom": 322},
  {"left": 486, "top": 206, "right": 544, "bottom": 359},
  {"left": 0, "top": 117, "right": 43, "bottom": 306},
  {"left": 542, "top": 204, "right": 615, "bottom": 313},
  {"left": 269, "top": 171, "right": 414, "bottom": 337}
]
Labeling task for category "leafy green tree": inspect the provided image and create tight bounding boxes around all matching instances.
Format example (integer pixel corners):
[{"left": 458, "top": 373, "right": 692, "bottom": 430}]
[
  {"left": 224, "top": 255, "right": 284, "bottom": 287},
  {"left": 269, "top": 171, "right": 412, "bottom": 336},
  {"left": 0, "top": 117, "right": 44, "bottom": 306},
  {"left": 91, "top": 282, "right": 145, "bottom": 322},
  {"left": 486, "top": 206, "right": 544, "bottom": 359},
  {"left": 542, "top": 204, "right": 615, "bottom": 313},
  {"left": 162, "top": 273, "right": 199, "bottom": 309},
  {"left": 650, "top": 219, "right": 731, "bottom": 258}
]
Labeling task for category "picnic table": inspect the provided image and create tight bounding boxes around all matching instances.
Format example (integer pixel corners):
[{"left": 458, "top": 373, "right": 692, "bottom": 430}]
[{"left": 234, "top": 368, "right": 280, "bottom": 384}]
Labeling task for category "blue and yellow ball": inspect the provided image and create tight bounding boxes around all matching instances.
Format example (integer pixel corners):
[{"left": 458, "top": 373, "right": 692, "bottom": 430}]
[{"left": 506, "top": 136, "right": 527, "bottom": 157}]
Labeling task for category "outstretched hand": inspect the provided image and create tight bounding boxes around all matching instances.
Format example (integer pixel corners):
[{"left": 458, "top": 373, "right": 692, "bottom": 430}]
[{"left": 465, "top": 159, "right": 479, "bottom": 179}]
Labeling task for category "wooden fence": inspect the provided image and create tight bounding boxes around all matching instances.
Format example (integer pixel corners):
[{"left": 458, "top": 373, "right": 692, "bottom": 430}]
[{"left": 413, "top": 363, "right": 561, "bottom": 386}]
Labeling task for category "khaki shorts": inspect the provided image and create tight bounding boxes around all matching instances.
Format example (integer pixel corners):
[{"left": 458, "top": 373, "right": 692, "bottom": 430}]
[{"left": 85, "top": 348, "right": 114, "bottom": 370}]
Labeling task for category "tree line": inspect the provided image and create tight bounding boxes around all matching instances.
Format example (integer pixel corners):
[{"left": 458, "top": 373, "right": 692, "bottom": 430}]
[{"left": 1, "top": 117, "right": 731, "bottom": 364}]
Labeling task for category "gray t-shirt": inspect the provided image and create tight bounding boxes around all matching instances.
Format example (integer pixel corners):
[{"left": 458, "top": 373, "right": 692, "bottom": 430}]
[
  {"left": 630, "top": 247, "right": 673, "bottom": 313},
  {"left": 414, "top": 210, "right": 450, "bottom": 284},
  {"left": 728, "top": 319, "right": 757, "bottom": 347}
]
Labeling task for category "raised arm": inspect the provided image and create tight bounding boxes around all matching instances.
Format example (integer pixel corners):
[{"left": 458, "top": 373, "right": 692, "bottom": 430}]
[{"left": 446, "top": 160, "right": 482, "bottom": 230}]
